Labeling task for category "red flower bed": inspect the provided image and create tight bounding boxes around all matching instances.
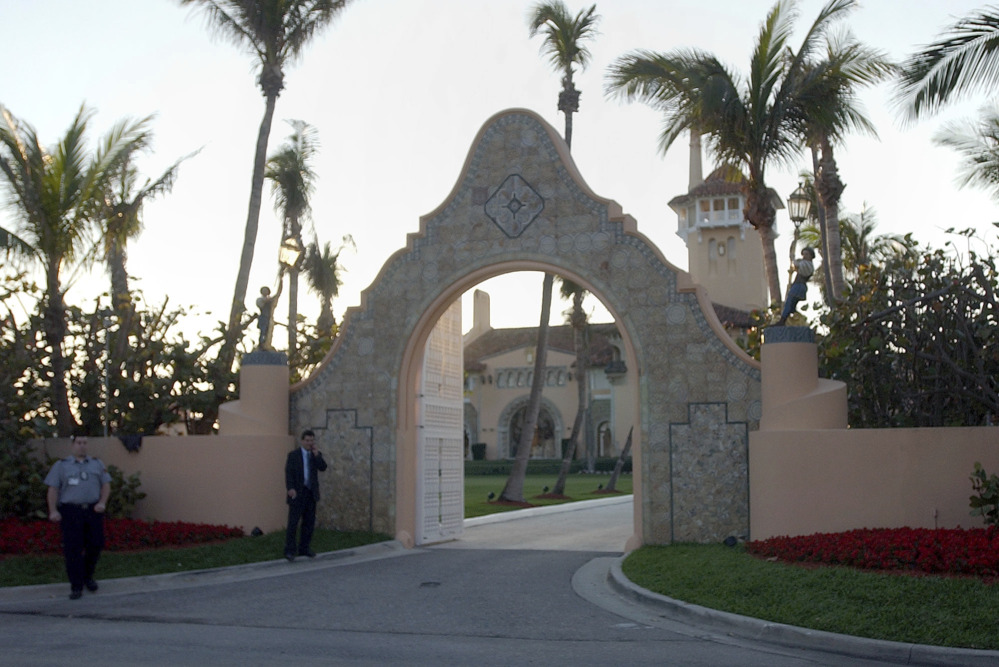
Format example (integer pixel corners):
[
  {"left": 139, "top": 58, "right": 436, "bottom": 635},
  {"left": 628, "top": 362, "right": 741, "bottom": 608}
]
[
  {"left": 746, "top": 527, "right": 999, "bottom": 578},
  {"left": 0, "top": 518, "right": 244, "bottom": 556}
]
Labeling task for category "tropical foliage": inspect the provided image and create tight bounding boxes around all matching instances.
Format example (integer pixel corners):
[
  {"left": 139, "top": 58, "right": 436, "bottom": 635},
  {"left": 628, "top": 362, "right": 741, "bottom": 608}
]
[
  {"left": 797, "top": 204, "right": 917, "bottom": 297},
  {"left": 302, "top": 237, "right": 348, "bottom": 337},
  {"left": 528, "top": 0, "right": 600, "bottom": 149},
  {"left": 895, "top": 7, "right": 999, "bottom": 121},
  {"left": 817, "top": 231, "right": 999, "bottom": 427},
  {"left": 266, "top": 119, "right": 319, "bottom": 356},
  {"left": 896, "top": 6, "right": 999, "bottom": 200},
  {"left": 0, "top": 104, "right": 163, "bottom": 435},
  {"left": 606, "top": 0, "right": 862, "bottom": 306},
  {"left": 180, "top": 0, "right": 354, "bottom": 371},
  {"left": 798, "top": 33, "right": 895, "bottom": 300}
]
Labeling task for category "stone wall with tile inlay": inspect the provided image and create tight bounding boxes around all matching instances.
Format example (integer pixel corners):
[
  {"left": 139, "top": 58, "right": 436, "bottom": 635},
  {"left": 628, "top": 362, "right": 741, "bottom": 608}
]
[{"left": 290, "top": 108, "right": 761, "bottom": 544}]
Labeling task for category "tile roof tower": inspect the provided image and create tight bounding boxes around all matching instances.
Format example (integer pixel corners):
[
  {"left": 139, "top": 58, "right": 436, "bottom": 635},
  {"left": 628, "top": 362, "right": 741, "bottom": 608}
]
[{"left": 668, "top": 132, "right": 775, "bottom": 313}]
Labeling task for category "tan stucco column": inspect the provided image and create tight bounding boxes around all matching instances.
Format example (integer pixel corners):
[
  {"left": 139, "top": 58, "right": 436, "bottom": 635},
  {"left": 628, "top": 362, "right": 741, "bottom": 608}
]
[
  {"left": 219, "top": 350, "right": 291, "bottom": 436},
  {"left": 759, "top": 326, "right": 846, "bottom": 431}
]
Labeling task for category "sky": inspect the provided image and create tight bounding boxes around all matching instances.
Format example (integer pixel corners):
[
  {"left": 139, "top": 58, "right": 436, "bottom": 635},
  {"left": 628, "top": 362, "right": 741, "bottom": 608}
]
[{"left": 2, "top": 0, "right": 998, "bottom": 338}]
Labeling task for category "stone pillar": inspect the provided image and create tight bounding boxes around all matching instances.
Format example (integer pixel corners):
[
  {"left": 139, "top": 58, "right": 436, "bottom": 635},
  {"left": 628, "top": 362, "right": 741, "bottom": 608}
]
[
  {"left": 218, "top": 350, "right": 290, "bottom": 436},
  {"left": 759, "top": 326, "right": 847, "bottom": 431}
]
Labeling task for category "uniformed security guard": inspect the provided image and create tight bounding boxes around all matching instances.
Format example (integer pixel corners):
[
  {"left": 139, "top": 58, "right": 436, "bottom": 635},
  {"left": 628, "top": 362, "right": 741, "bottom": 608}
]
[{"left": 45, "top": 435, "right": 112, "bottom": 600}]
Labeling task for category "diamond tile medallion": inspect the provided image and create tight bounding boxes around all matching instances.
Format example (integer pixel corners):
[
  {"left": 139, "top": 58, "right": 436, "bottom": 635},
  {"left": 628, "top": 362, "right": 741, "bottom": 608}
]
[{"left": 484, "top": 174, "right": 544, "bottom": 238}]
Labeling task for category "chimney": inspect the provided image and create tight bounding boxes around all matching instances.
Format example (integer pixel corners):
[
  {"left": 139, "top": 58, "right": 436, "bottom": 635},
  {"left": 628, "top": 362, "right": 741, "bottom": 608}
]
[{"left": 689, "top": 130, "right": 704, "bottom": 191}]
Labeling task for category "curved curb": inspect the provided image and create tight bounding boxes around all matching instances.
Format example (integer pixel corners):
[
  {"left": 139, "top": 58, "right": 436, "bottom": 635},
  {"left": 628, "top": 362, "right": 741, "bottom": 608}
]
[
  {"left": 0, "top": 540, "right": 409, "bottom": 604},
  {"left": 607, "top": 556, "right": 999, "bottom": 667}
]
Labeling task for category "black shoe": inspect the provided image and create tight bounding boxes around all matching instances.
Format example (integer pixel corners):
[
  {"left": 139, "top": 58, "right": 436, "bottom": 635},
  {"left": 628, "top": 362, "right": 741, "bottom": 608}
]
[
  {"left": 69, "top": 589, "right": 82, "bottom": 600},
  {"left": 284, "top": 552, "right": 295, "bottom": 562},
  {"left": 85, "top": 579, "right": 99, "bottom": 592},
  {"left": 299, "top": 550, "right": 316, "bottom": 558}
]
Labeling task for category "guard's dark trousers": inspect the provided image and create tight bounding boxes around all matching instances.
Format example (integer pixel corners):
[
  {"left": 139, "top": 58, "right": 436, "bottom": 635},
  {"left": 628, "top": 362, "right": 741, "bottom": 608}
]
[{"left": 59, "top": 504, "right": 105, "bottom": 591}]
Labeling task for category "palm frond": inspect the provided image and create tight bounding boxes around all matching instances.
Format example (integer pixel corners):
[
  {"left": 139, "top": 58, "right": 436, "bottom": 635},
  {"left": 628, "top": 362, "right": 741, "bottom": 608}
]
[
  {"left": 935, "top": 108, "right": 999, "bottom": 201},
  {"left": 528, "top": 1, "right": 600, "bottom": 77},
  {"left": 896, "top": 6, "right": 999, "bottom": 121}
]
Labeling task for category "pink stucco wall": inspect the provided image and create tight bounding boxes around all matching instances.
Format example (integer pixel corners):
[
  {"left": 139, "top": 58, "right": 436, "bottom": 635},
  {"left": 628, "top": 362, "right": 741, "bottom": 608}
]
[
  {"left": 751, "top": 332, "right": 999, "bottom": 540},
  {"left": 750, "top": 427, "right": 999, "bottom": 539},
  {"left": 36, "top": 358, "right": 294, "bottom": 534},
  {"left": 41, "top": 434, "right": 292, "bottom": 534}
]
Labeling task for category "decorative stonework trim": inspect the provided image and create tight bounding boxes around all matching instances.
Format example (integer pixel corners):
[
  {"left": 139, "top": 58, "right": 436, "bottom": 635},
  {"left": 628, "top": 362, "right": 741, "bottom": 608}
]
[
  {"left": 668, "top": 402, "right": 750, "bottom": 542},
  {"left": 242, "top": 350, "right": 288, "bottom": 366},
  {"left": 484, "top": 174, "right": 545, "bottom": 238},
  {"left": 763, "top": 325, "right": 815, "bottom": 344},
  {"left": 316, "top": 409, "right": 375, "bottom": 533}
]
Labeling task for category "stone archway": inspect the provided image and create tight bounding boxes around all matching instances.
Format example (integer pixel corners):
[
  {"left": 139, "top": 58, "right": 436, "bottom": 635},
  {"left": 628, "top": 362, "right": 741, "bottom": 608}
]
[
  {"left": 290, "top": 108, "right": 762, "bottom": 549},
  {"left": 498, "top": 395, "right": 564, "bottom": 460}
]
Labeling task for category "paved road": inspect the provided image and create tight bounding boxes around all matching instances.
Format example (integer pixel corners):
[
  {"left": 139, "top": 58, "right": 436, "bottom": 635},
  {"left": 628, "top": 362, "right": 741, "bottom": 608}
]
[{"left": 0, "top": 497, "right": 993, "bottom": 666}]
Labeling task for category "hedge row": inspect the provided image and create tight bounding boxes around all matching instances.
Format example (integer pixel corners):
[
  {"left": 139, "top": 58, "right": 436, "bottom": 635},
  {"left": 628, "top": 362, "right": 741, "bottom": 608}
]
[{"left": 464, "top": 457, "right": 631, "bottom": 476}]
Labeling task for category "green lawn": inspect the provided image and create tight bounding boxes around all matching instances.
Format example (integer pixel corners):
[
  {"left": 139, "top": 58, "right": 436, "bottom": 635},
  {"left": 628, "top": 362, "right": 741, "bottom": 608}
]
[
  {"left": 464, "top": 473, "right": 631, "bottom": 518},
  {"left": 623, "top": 543, "right": 999, "bottom": 651},
  {"left": 0, "top": 529, "right": 389, "bottom": 587}
]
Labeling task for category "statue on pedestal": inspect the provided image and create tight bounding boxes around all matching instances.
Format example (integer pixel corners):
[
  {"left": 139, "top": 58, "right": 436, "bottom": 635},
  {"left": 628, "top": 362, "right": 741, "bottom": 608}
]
[
  {"left": 777, "top": 246, "right": 815, "bottom": 326},
  {"left": 256, "top": 270, "right": 285, "bottom": 350}
]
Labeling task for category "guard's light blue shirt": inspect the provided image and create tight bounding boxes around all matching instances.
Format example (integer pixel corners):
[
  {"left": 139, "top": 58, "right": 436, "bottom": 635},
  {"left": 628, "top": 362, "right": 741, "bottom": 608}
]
[{"left": 44, "top": 456, "right": 111, "bottom": 505}]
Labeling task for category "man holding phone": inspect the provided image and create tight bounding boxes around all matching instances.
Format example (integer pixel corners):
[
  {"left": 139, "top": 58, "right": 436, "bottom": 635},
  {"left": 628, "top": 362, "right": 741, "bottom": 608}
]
[{"left": 284, "top": 429, "right": 328, "bottom": 561}]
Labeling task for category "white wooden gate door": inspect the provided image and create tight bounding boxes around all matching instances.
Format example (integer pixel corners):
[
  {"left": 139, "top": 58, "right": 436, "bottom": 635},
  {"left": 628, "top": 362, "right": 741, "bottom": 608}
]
[{"left": 415, "top": 300, "right": 464, "bottom": 545}]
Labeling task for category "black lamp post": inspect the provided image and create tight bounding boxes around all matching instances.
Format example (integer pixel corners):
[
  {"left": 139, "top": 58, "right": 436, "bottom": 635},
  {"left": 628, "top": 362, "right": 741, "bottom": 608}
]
[{"left": 787, "top": 183, "right": 812, "bottom": 230}]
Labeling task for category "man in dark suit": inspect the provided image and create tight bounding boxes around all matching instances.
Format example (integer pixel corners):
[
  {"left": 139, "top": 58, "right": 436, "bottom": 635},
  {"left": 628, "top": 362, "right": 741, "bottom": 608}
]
[{"left": 284, "top": 429, "right": 328, "bottom": 561}]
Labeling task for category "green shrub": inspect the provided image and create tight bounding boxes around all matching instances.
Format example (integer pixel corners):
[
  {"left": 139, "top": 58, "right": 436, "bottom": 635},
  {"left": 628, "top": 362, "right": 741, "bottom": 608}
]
[
  {"left": 106, "top": 465, "right": 146, "bottom": 519},
  {"left": 464, "top": 456, "right": 630, "bottom": 476},
  {"left": 969, "top": 462, "right": 999, "bottom": 527},
  {"left": 0, "top": 440, "right": 48, "bottom": 520}
]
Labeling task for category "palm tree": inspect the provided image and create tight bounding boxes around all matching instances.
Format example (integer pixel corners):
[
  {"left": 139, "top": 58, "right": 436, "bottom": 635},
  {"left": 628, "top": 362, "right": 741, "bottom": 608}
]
[
  {"left": 265, "top": 120, "right": 318, "bottom": 355},
  {"left": 528, "top": 1, "right": 600, "bottom": 150},
  {"left": 302, "top": 236, "right": 350, "bottom": 337},
  {"left": 837, "top": 205, "right": 917, "bottom": 282},
  {"left": 499, "top": 272, "right": 554, "bottom": 503},
  {"left": 551, "top": 277, "right": 589, "bottom": 496},
  {"left": 799, "top": 34, "right": 895, "bottom": 300},
  {"left": 935, "top": 111, "right": 999, "bottom": 201},
  {"left": 499, "top": 2, "right": 600, "bottom": 504},
  {"left": 101, "top": 140, "right": 192, "bottom": 364},
  {"left": 606, "top": 0, "right": 858, "bottom": 306},
  {"left": 895, "top": 7, "right": 999, "bottom": 122},
  {"left": 0, "top": 104, "right": 153, "bottom": 435},
  {"left": 180, "top": 0, "right": 353, "bottom": 369},
  {"left": 895, "top": 8, "right": 999, "bottom": 201}
]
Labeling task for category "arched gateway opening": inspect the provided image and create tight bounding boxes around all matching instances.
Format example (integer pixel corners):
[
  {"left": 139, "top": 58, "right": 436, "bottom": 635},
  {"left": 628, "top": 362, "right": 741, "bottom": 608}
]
[{"left": 290, "top": 109, "right": 762, "bottom": 549}]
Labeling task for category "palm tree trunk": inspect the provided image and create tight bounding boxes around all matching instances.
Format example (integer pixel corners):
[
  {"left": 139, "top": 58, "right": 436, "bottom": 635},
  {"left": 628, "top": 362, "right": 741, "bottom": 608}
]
[
  {"left": 288, "top": 265, "right": 298, "bottom": 356},
  {"left": 564, "top": 110, "right": 574, "bottom": 151},
  {"left": 745, "top": 181, "right": 783, "bottom": 306},
  {"left": 810, "top": 146, "right": 834, "bottom": 305},
  {"left": 45, "top": 264, "right": 75, "bottom": 436},
  {"left": 818, "top": 136, "right": 846, "bottom": 300},
  {"left": 759, "top": 224, "right": 783, "bottom": 307},
  {"left": 223, "top": 92, "right": 278, "bottom": 370},
  {"left": 552, "top": 291, "right": 588, "bottom": 496},
  {"left": 108, "top": 240, "right": 135, "bottom": 365},
  {"left": 605, "top": 426, "right": 633, "bottom": 492},
  {"left": 500, "top": 273, "right": 554, "bottom": 503}
]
